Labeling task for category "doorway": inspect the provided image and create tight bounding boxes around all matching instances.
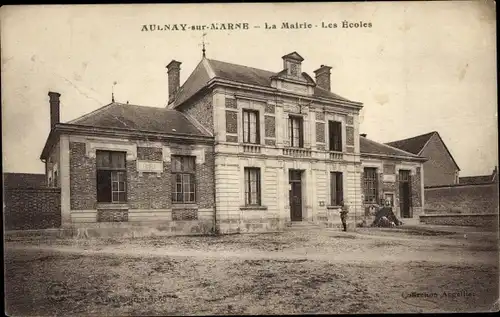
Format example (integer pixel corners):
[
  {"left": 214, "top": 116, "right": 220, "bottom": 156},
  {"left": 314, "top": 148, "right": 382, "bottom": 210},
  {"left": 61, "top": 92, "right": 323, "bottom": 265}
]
[
  {"left": 289, "top": 170, "right": 303, "bottom": 221},
  {"left": 399, "top": 170, "right": 412, "bottom": 218}
]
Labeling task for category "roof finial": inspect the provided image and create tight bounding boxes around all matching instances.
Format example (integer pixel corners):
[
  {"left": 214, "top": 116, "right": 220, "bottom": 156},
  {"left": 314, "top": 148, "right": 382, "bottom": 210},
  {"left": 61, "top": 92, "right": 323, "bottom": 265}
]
[
  {"left": 112, "top": 81, "right": 117, "bottom": 102},
  {"left": 200, "top": 33, "right": 209, "bottom": 58}
]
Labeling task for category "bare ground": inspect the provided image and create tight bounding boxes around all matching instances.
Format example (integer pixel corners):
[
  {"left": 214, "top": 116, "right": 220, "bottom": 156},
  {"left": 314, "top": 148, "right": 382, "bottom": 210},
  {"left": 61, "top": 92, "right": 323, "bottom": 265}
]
[{"left": 4, "top": 225, "right": 500, "bottom": 315}]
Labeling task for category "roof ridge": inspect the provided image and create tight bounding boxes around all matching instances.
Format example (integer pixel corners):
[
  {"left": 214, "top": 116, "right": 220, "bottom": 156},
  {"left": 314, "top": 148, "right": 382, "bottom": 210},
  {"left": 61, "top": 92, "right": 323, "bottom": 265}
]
[
  {"left": 362, "top": 136, "right": 423, "bottom": 157},
  {"left": 207, "top": 58, "right": 278, "bottom": 76},
  {"left": 68, "top": 102, "right": 116, "bottom": 124},
  {"left": 114, "top": 102, "right": 168, "bottom": 110},
  {"left": 387, "top": 131, "right": 436, "bottom": 144}
]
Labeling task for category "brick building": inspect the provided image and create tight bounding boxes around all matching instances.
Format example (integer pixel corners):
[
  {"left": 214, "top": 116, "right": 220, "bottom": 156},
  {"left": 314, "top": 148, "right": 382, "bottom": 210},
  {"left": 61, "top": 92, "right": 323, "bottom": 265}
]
[
  {"left": 39, "top": 51, "right": 427, "bottom": 235},
  {"left": 387, "top": 131, "right": 460, "bottom": 187}
]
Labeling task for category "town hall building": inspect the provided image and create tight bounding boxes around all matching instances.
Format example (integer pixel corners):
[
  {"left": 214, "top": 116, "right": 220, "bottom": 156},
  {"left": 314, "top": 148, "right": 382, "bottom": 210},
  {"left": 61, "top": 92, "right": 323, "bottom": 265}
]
[{"left": 40, "top": 51, "right": 427, "bottom": 236}]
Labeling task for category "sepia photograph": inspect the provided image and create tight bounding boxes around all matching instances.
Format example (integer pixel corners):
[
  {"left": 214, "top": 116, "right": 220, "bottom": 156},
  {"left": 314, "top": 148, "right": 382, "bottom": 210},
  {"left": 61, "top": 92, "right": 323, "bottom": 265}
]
[{"left": 2, "top": 2, "right": 498, "bottom": 315}]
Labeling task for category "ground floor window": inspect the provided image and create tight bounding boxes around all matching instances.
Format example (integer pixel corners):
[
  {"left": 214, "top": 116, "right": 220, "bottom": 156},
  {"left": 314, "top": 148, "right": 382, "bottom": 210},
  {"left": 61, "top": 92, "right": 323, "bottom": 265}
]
[
  {"left": 96, "top": 150, "right": 127, "bottom": 203},
  {"left": 244, "top": 167, "right": 261, "bottom": 206},
  {"left": 363, "top": 167, "right": 378, "bottom": 203},
  {"left": 330, "top": 172, "right": 343, "bottom": 206},
  {"left": 172, "top": 155, "right": 196, "bottom": 203}
]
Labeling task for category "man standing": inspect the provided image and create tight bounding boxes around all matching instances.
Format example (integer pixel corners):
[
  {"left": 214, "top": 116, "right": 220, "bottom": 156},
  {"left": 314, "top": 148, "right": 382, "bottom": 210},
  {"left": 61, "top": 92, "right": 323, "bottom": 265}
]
[{"left": 340, "top": 201, "right": 349, "bottom": 232}]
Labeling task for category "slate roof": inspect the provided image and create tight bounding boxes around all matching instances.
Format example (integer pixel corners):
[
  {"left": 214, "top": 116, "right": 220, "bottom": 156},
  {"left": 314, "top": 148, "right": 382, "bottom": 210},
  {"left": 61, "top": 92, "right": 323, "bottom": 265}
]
[
  {"left": 360, "top": 136, "right": 426, "bottom": 160},
  {"left": 68, "top": 102, "right": 208, "bottom": 136},
  {"left": 385, "top": 132, "right": 435, "bottom": 155},
  {"left": 386, "top": 131, "right": 460, "bottom": 170},
  {"left": 171, "top": 57, "right": 357, "bottom": 108},
  {"left": 3, "top": 173, "right": 46, "bottom": 189}
]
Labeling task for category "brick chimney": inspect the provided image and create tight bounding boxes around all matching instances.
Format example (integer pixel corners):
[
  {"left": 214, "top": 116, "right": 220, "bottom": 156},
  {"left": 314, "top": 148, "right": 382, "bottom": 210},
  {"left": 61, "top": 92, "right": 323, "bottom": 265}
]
[
  {"left": 48, "top": 91, "right": 61, "bottom": 129},
  {"left": 314, "top": 65, "right": 332, "bottom": 91},
  {"left": 167, "top": 60, "right": 181, "bottom": 104}
]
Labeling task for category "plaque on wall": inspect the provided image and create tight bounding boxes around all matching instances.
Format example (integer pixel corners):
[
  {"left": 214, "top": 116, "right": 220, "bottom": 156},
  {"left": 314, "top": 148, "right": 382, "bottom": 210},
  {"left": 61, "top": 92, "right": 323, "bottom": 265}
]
[
  {"left": 137, "top": 160, "right": 163, "bottom": 174},
  {"left": 383, "top": 174, "right": 396, "bottom": 182}
]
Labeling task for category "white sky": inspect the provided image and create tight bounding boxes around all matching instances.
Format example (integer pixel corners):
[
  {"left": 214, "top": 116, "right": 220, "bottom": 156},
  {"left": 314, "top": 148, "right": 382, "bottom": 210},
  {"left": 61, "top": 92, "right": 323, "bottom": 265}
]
[{"left": 1, "top": 2, "right": 497, "bottom": 176}]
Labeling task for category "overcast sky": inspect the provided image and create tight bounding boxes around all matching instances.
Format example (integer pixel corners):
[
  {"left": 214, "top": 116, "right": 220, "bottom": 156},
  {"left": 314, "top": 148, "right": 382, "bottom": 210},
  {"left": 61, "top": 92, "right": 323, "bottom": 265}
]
[{"left": 1, "top": 2, "right": 497, "bottom": 176}]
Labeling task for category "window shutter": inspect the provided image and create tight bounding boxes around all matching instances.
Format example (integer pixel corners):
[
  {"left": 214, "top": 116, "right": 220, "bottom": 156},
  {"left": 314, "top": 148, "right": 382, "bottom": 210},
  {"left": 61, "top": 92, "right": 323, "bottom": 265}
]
[
  {"left": 299, "top": 118, "right": 304, "bottom": 148},
  {"left": 256, "top": 111, "right": 260, "bottom": 144},
  {"left": 328, "top": 121, "right": 334, "bottom": 151},
  {"left": 337, "top": 172, "right": 343, "bottom": 205},
  {"left": 257, "top": 169, "right": 261, "bottom": 205},
  {"left": 330, "top": 172, "right": 335, "bottom": 205},
  {"left": 336, "top": 122, "right": 343, "bottom": 151}
]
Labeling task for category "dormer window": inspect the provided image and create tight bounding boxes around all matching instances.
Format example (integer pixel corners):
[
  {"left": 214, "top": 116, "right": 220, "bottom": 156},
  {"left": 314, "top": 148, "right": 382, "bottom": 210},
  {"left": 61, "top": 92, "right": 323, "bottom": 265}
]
[
  {"left": 282, "top": 52, "right": 304, "bottom": 78},
  {"left": 290, "top": 63, "right": 298, "bottom": 76}
]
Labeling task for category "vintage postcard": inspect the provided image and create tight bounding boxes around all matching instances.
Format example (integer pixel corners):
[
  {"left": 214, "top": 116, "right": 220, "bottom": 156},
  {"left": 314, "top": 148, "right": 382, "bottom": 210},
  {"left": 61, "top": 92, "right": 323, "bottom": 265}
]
[{"left": 2, "top": 1, "right": 498, "bottom": 315}]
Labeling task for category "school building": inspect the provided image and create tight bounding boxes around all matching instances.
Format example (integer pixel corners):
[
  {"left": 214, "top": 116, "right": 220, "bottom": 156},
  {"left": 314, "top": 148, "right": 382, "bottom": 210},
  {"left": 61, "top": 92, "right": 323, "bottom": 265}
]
[{"left": 39, "top": 51, "right": 427, "bottom": 235}]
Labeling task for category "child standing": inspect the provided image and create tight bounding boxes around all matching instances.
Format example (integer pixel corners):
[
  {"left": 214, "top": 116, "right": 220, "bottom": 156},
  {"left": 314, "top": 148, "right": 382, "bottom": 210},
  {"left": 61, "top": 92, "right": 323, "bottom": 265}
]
[{"left": 340, "top": 201, "right": 349, "bottom": 232}]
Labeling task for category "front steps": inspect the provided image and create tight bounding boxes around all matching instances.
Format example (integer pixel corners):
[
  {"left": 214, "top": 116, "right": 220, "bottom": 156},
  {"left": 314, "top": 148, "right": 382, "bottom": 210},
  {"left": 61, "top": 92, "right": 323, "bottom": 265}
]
[{"left": 285, "top": 221, "right": 325, "bottom": 231}]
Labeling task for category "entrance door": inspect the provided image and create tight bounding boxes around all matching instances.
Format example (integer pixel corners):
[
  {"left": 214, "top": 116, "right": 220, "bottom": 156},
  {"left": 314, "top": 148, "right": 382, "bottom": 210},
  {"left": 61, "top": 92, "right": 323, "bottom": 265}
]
[
  {"left": 399, "top": 170, "right": 412, "bottom": 218},
  {"left": 289, "top": 170, "right": 303, "bottom": 221}
]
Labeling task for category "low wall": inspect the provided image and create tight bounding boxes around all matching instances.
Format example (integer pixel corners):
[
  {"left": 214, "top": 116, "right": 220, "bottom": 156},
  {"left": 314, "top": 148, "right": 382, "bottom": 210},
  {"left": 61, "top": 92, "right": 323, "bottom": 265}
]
[
  {"left": 425, "top": 183, "right": 498, "bottom": 214},
  {"left": 4, "top": 188, "right": 61, "bottom": 230},
  {"left": 419, "top": 213, "right": 499, "bottom": 228}
]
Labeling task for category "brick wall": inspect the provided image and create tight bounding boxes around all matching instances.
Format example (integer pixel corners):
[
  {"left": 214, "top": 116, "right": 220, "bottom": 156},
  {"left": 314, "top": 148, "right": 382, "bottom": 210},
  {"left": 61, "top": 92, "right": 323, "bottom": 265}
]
[
  {"left": 226, "top": 110, "right": 238, "bottom": 134},
  {"left": 425, "top": 183, "right": 498, "bottom": 214},
  {"left": 316, "top": 122, "right": 325, "bottom": 143},
  {"left": 4, "top": 188, "right": 61, "bottom": 230},
  {"left": 346, "top": 126, "right": 354, "bottom": 146},
  {"left": 412, "top": 167, "right": 422, "bottom": 207},
  {"left": 70, "top": 142, "right": 97, "bottom": 210},
  {"left": 137, "top": 147, "right": 162, "bottom": 161},
  {"left": 264, "top": 115, "right": 276, "bottom": 138},
  {"left": 69, "top": 141, "right": 215, "bottom": 215},
  {"left": 127, "top": 160, "right": 172, "bottom": 209},
  {"left": 362, "top": 161, "right": 423, "bottom": 219},
  {"left": 419, "top": 213, "right": 499, "bottom": 228},
  {"left": 196, "top": 146, "right": 215, "bottom": 209},
  {"left": 3, "top": 173, "right": 46, "bottom": 189},
  {"left": 181, "top": 93, "right": 214, "bottom": 134},
  {"left": 421, "top": 134, "right": 459, "bottom": 186}
]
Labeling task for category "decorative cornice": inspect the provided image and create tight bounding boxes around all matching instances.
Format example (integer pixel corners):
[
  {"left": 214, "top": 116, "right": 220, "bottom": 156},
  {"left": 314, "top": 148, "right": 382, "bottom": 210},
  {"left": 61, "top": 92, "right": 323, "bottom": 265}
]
[
  {"left": 360, "top": 152, "right": 428, "bottom": 162},
  {"left": 205, "top": 78, "right": 363, "bottom": 109},
  {"left": 41, "top": 123, "right": 214, "bottom": 160}
]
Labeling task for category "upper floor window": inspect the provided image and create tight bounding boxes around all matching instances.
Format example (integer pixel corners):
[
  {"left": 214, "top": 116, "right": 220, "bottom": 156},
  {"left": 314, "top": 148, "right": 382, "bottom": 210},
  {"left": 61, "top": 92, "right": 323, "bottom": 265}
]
[
  {"left": 96, "top": 150, "right": 127, "bottom": 203},
  {"left": 363, "top": 167, "right": 378, "bottom": 204},
  {"left": 244, "top": 167, "right": 261, "bottom": 206},
  {"left": 172, "top": 155, "right": 196, "bottom": 203},
  {"left": 243, "top": 109, "right": 260, "bottom": 144},
  {"left": 329, "top": 121, "right": 342, "bottom": 152},
  {"left": 288, "top": 115, "right": 304, "bottom": 148}
]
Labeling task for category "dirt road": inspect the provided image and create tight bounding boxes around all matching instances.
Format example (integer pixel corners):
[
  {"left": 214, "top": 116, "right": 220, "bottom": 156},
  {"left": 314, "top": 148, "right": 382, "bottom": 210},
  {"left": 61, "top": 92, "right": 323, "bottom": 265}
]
[{"left": 4, "top": 225, "right": 499, "bottom": 315}]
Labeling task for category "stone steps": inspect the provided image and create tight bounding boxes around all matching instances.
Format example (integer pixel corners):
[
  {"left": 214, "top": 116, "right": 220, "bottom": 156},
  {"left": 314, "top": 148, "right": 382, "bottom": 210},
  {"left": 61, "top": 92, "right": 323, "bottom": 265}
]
[{"left": 285, "top": 221, "right": 325, "bottom": 231}]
